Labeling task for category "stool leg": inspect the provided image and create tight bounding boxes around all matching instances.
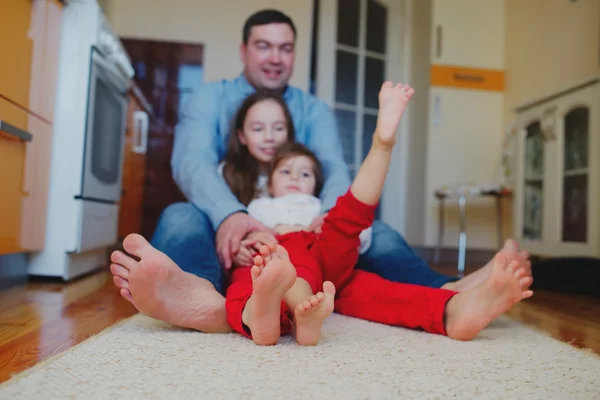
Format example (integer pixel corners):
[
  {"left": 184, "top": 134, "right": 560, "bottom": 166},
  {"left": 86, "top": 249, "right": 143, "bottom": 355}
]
[
  {"left": 496, "top": 196, "right": 503, "bottom": 249},
  {"left": 434, "top": 198, "right": 445, "bottom": 264},
  {"left": 457, "top": 195, "right": 467, "bottom": 278}
]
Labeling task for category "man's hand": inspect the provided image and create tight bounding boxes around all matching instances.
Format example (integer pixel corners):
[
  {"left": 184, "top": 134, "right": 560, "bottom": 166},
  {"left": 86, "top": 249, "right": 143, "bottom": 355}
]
[
  {"left": 307, "top": 212, "right": 329, "bottom": 234},
  {"left": 216, "top": 212, "right": 275, "bottom": 270}
]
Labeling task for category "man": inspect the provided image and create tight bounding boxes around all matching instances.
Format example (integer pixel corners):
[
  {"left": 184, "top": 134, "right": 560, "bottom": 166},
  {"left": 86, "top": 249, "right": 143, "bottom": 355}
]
[{"left": 110, "top": 9, "right": 526, "bottom": 333}]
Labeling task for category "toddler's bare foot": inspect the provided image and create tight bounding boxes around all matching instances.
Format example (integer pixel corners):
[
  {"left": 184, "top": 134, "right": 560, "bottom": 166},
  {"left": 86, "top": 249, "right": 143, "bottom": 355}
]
[
  {"left": 293, "top": 281, "right": 336, "bottom": 346},
  {"left": 242, "top": 244, "right": 296, "bottom": 346},
  {"left": 444, "top": 253, "right": 533, "bottom": 341},
  {"left": 375, "top": 81, "right": 415, "bottom": 148},
  {"left": 110, "top": 234, "right": 231, "bottom": 333}
]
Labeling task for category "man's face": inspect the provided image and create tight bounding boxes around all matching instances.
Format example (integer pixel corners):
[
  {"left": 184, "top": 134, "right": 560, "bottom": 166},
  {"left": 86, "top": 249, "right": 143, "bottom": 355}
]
[{"left": 240, "top": 23, "right": 295, "bottom": 91}]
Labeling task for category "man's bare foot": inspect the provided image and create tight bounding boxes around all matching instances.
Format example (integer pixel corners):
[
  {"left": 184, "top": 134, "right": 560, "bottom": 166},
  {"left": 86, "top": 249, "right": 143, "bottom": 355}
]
[
  {"left": 110, "top": 234, "right": 231, "bottom": 333},
  {"left": 293, "top": 281, "right": 336, "bottom": 346},
  {"left": 444, "top": 253, "right": 534, "bottom": 341},
  {"left": 375, "top": 81, "right": 414, "bottom": 147},
  {"left": 442, "top": 239, "right": 532, "bottom": 292},
  {"left": 242, "top": 244, "right": 296, "bottom": 346}
]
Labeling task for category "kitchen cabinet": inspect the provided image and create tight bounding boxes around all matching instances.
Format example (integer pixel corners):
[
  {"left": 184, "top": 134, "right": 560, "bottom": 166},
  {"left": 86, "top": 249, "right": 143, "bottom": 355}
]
[
  {"left": 0, "top": 0, "right": 63, "bottom": 122},
  {"left": 513, "top": 80, "right": 600, "bottom": 257},
  {"left": 0, "top": 0, "right": 63, "bottom": 256},
  {"left": 0, "top": 97, "right": 51, "bottom": 254},
  {"left": 118, "top": 87, "right": 150, "bottom": 238},
  {"left": 0, "top": 99, "right": 29, "bottom": 255},
  {"left": 20, "top": 117, "right": 52, "bottom": 251}
]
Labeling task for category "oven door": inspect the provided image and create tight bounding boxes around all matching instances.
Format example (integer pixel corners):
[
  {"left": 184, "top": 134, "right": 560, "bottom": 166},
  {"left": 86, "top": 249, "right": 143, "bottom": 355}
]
[{"left": 81, "top": 47, "right": 130, "bottom": 203}]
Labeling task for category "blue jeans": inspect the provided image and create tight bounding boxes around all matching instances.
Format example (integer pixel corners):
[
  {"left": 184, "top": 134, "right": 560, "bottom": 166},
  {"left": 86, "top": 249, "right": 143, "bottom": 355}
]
[{"left": 150, "top": 203, "right": 456, "bottom": 296}]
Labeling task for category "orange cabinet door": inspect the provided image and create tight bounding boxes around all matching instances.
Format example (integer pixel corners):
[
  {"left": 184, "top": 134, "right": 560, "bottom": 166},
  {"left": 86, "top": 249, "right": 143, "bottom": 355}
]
[
  {"left": 0, "top": 0, "right": 63, "bottom": 121},
  {"left": 0, "top": 0, "right": 38, "bottom": 113},
  {"left": 20, "top": 116, "right": 52, "bottom": 251},
  {"left": 0, "top": 98, "right": 31, "bottom": 255}
]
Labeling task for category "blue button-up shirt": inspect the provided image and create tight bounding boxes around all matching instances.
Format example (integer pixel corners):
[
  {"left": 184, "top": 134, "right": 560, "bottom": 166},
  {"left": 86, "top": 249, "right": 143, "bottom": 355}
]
[{"left": 171, "top": 73, "right": 352, "bottom": 229}]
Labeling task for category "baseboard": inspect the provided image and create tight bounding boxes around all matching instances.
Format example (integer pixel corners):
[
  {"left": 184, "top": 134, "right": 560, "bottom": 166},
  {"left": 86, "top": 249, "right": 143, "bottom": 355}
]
[
  {"left": 0, "top": 252, "right": 29, "bottom": 291},
  {"left": 413, "top": 246, "right": 497, "bottom": 266},
  {"left": 530, "top": 257, "right": 600, "bottom": 296}
]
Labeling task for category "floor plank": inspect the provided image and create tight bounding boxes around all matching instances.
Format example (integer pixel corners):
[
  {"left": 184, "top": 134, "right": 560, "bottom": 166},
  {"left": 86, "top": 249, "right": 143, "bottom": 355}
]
[
  {"left": 0, "top": 271, "right": 137, "bottom": 383},
  {"left": 0, "top": 267, "right": 598, "bottom": 384}
]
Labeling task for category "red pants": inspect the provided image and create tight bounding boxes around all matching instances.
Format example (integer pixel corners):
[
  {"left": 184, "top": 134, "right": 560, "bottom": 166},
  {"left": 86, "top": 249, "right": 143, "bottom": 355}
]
[
  {"left": 226, "top": 190, "right": 457, "bottom": 339},
  {"left": 225, "top": 232, "right": 324, "bottom": 339}
]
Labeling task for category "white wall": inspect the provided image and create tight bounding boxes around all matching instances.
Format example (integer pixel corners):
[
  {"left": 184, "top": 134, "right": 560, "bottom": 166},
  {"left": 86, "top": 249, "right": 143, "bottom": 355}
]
[
  {"left": 505, "top": 0, "right": 600, "bottom": 116},
  {"left": 103, "top": 0, "right": 313, "bottom": 91},
  {"left": 404, "top": 0, "right": 507, "bottom": 250}
]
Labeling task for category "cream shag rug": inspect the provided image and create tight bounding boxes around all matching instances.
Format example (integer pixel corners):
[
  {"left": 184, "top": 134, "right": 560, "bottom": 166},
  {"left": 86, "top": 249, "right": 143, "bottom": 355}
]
[{"left": 1, "top": 314, "right": 599, "bottom": 399}]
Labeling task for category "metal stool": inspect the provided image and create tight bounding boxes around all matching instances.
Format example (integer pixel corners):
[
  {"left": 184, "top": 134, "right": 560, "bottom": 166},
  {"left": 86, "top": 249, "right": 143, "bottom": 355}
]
[{"left": 433, "top": 184, "right": 512, "bottom": 277}]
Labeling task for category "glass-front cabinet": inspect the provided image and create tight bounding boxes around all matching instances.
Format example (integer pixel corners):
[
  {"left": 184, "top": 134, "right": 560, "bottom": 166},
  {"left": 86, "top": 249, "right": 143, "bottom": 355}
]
[
  {"left": 523, "top": 120, "right": 544, "bottom": 241},
  {"left": 514, "top": 81, "right": 599, "bottom": 257},
  {"left": 562, "top": 106, "right": 589, "bottom": 243}
]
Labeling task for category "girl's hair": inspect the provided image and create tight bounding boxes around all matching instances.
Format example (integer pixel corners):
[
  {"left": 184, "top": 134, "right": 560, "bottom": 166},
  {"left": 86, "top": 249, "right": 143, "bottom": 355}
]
[
  {"left": 268, "top": 142, "right": 325, "bottom": 197},
  {"left": 222, "top": 91, "right": 295, "bottom": 205}
]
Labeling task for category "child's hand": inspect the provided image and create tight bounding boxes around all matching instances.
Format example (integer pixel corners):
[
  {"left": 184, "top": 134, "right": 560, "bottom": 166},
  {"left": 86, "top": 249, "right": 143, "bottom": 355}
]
[
  {"left": 216, "top": 213, "right": 275, "bottom": 270},
  {"left": 245, "top": 231, "right": 277, "bottom": 246},
  {"left": 233, "top": 241, "right": 256, "bottom": 267},
  {"left": 233, "top": 231, "right": 278, "bottom": 267},
  {"left": 308, "top": 213, "right": 328, "bottom": 234}
]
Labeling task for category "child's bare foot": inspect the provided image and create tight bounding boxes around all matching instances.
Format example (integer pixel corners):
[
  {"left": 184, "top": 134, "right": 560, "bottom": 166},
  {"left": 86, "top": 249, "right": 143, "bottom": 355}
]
[
  {"left": 444, "top": 253, "right": 533, "bottom": 341},
  {"left": 443, "top": 239, "right": 532, "bottom": 292},
  {"left": 110, "top": 234, "right": 232, "bottom": 333},
  {"left": 242, "top": 243, "right": 296, "bottom": 346},
  {"left": 375, "top": 81, "right": 415, "bottom": 147},
  {"left": 293, "top": 281, "right": 336, "bottom": 346}
]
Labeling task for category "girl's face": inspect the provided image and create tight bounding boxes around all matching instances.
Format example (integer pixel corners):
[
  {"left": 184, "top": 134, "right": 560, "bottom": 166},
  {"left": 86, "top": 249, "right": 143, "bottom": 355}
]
[
  {"left": 269, "top": 155, "right": 317, "bottom": 197},
  {"left": 238, "top": 99, "right": 289, "bottom": 164}
]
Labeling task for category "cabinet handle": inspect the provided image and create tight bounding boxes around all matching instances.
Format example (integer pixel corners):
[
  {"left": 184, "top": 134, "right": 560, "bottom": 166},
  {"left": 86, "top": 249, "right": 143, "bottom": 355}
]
[
  {"left": 0, "top": 120, "right": 32, "bottom": 142},
  {"left": 436, "top": 25, "right": 443, "bottom": 59}
]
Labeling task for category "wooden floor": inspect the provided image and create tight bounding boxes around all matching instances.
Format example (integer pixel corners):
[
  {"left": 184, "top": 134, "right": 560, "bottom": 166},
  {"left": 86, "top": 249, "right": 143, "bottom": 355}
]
[
  {"left": 0, "top": 267, "right": 599, "bottom": 384},
  {"left": 0, "top": 270, "right": 137, "bottom": 384}
]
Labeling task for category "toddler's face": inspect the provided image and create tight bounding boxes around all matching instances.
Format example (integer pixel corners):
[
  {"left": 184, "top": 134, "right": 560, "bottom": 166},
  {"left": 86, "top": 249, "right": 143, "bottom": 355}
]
[
  {"left": 270, "top": 156, "right": 317, "bottom": 197},
  {"left": 238, "top": 99, "right": 289, "bottom": 164}
]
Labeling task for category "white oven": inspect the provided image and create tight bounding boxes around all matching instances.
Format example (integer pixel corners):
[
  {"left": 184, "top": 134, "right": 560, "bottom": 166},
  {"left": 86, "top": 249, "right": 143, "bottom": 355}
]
[
  {"left": 80, "top": 46, "right": 129, "bottom": 203},
  {"left": 28, "top": 1, "right": 135, "bottom": 280}
]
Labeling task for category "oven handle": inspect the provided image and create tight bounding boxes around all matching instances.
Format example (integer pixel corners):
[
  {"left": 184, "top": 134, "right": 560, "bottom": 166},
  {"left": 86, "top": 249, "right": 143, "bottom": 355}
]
[
  {"left": 132, "top": 111, "right": 148, "bottom": 154},
  {"left": 91, "top": 48, "right": 132, "bottom": 95},
  {"left": 0, "top": 120, "right": 33, "bottom": 141}
]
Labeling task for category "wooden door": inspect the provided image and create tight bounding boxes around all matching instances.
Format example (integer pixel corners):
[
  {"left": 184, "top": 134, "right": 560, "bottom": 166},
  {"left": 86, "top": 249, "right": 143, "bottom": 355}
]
[
  {"left": 120, "top": 38, "right": 204, "bottom": 238},
  {"left": 118, "top": 94, "right": 148, "bottom": 238}
]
